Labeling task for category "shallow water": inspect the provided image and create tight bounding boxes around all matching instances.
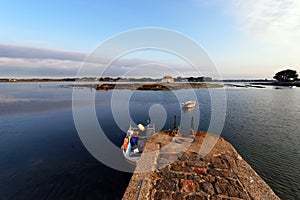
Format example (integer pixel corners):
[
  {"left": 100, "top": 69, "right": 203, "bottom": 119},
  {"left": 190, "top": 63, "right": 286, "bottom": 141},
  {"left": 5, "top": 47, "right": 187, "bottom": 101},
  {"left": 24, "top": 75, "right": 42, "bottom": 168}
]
[{"left": 0, "top": 82, "right": 299, "bottom": 199}]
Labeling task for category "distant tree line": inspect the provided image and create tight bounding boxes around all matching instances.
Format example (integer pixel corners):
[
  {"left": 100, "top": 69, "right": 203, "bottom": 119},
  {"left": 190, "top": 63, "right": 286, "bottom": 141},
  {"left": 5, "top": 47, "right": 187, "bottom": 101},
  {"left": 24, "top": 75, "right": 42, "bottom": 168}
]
[
  {"left": 186, "top": 77, "right": 212, "bottom": 82},
  {"left": 273, "top": 69, "right": 298, "bottom": 82},
  {"left": 98, "top": 76, "right": 213, "bottom": 82}
]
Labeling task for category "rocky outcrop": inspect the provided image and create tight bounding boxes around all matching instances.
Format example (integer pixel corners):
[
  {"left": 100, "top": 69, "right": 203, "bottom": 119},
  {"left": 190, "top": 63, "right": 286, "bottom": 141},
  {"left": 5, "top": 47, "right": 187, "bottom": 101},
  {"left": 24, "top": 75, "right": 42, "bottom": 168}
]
[{"left": 122, "top": 132, "right": 279, "bottom": 200}]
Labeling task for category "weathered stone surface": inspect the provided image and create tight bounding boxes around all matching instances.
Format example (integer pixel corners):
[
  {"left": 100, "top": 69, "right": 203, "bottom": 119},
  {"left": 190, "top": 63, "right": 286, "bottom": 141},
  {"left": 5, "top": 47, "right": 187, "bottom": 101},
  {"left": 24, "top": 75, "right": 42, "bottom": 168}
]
[
  {"left": 122, "top": 132, "right": 280, "bottom": 200},
  {"left": 153, "top": 191, "right": 169, "bottom": 200},
  {"left": 179, "top": 179, "right": 195, "bottom": 192},
  {"left": 200, "top": 182, "right": 214, "bottom": 195},
  {"left": 171, "top": 192, "right": 185, "bottom": 200},
  {"left": 154, "top": 179, "right": 178, "bottom": 191}
]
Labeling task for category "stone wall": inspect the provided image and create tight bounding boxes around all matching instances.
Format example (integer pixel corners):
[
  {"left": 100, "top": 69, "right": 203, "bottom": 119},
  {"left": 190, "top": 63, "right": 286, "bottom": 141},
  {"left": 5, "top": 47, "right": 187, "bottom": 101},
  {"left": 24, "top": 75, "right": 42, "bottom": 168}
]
[{"left": 122, "top": 132, "right": 279, "bottom": 200}]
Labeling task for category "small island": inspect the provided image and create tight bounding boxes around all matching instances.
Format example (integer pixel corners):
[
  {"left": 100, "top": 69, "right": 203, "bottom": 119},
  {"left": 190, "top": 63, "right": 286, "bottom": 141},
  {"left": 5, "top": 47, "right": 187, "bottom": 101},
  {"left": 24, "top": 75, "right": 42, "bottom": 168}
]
[{"left": 94, "top": 83, "right": 223, "bottom": 91}]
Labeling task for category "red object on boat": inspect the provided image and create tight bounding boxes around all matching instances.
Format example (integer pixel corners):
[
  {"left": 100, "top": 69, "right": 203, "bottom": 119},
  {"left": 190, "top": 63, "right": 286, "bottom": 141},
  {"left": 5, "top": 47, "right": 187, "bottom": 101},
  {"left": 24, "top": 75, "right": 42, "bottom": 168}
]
[
  {"left": 123, "top": 137, "right": 129, "bottom": 151},
  {"left": 132, "top": 133, "right": 138, "bottom": 138}
]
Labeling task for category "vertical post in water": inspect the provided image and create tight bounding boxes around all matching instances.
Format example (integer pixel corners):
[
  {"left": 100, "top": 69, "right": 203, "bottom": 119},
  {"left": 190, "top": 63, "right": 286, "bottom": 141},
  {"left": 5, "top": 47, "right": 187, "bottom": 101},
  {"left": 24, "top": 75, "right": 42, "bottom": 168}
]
[
  {"left": 191, "top": 116, "right": 194, "bottom": 130},
  {"left": 174, "top": 115, "right": 177, "bottom": 129}
]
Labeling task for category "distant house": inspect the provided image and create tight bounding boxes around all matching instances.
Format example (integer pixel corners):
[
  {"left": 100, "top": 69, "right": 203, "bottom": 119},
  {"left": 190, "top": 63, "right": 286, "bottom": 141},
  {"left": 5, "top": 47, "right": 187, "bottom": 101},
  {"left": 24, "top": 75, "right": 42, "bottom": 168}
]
[{"left": 161, "top": 76, "right": 174, "bottom": 83}]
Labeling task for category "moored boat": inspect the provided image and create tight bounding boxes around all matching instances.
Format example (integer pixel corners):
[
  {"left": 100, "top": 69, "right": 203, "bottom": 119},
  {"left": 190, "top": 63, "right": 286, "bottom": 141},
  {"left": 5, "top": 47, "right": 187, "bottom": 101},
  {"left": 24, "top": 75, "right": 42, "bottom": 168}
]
[
  {"left": 121, "top": 123, "right": 155, "bottom": 165},
  {"left": 181, "top": 101, "right": 196, "bottom": 109}
]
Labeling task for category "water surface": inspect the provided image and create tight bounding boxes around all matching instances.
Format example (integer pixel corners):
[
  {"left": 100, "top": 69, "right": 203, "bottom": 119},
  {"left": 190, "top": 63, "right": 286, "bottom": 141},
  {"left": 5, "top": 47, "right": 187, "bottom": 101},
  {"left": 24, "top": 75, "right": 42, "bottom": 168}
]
[{"left": 0, "top": 82, "right": 299, "bottom": 199}]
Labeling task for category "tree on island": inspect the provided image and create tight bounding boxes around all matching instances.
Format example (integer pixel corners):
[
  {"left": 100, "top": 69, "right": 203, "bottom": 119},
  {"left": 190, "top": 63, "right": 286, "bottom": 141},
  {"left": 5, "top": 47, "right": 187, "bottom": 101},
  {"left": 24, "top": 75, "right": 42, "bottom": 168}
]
[{"left": 273, "top": 69, "right": 298, "bottom": 82}]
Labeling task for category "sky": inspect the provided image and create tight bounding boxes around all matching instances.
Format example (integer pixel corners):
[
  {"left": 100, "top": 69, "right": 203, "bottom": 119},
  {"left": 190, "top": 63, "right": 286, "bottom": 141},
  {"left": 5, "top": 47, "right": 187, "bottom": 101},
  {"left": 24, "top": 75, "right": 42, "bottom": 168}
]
[{"left": 0, "top": 0, "right": 300, "bottom": 79}]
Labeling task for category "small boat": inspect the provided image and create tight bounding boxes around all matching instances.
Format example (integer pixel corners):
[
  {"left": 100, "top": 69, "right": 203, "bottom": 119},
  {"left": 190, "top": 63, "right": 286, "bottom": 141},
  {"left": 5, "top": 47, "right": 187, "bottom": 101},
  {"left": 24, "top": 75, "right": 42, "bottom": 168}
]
[
  {"left": 181, "top": 101, "right": 196, "bottom": 109},
  {"left": 274, "top": 86, "right": 296, "bottom": 89},
  {"left": 121, "top": 123, "right": 155, "bottom": 165}
]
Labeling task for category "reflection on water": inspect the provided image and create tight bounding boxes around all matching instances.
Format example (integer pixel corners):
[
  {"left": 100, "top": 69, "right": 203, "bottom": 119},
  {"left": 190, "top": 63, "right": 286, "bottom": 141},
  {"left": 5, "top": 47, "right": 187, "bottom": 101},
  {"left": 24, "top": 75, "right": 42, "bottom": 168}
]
[
  {"left": 222, "top": 88, "right": 300, "bottom": 200},
  {"left": 0, "top": 83, "right": 299, "bottom": 199}
]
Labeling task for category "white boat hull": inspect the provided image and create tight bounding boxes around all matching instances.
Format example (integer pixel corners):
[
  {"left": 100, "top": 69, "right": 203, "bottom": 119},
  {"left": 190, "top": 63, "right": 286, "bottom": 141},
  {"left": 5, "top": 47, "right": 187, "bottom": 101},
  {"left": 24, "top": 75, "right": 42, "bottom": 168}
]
[
  {"left": 182, "top": 101, "right": 196, "bottom": 109},
  {"left": 121, "top": 145, "right": 140, "bottom": 165}
]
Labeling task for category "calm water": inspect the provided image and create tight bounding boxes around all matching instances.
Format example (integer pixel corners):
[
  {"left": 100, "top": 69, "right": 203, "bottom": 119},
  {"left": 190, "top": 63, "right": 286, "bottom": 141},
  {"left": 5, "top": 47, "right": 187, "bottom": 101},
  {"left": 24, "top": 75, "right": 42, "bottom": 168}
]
[{"left": 0, "top": 82, "right": 299, "bottom": 199}]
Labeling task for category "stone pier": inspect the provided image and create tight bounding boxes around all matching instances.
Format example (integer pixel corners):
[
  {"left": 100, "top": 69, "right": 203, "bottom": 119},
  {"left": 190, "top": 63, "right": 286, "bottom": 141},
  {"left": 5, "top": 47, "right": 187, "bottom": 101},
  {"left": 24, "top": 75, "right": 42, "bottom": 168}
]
[{"left": 122, "top": 131, "right": 279, "bottom": 200}]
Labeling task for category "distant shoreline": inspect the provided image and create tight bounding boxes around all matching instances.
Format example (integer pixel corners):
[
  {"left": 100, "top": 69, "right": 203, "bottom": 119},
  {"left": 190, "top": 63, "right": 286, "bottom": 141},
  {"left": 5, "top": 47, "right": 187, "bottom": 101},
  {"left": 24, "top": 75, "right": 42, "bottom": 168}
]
[
  {"left": 0, "top": 78, "right": 78, "bottom": 82},
  {"left": 1, "top": 78, "right": 299, "bottom": 88},
  {"left": 0, "top": 77, "right": 273, "bottom": 83},
  {"left": 73, "top": 83, "right": 223, "bottom": 91},
  {"left": 252, "top": 81, "right": 300, "bottom": 87}
]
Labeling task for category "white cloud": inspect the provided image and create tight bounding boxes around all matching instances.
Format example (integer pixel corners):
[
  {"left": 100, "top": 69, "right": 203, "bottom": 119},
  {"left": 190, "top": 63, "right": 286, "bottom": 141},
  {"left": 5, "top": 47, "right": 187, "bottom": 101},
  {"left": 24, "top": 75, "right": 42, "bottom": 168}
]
[
  {"left": 227, "top": 0, "right": 300, "bottom": 44},
  {"left": 0, "top": 57, "right": 78, "bottom": 69},
  {"left": 0, "top": 57, "right": 80, "bottom": 77},
  {"left": 0, "top": 43, "right": 217, "bottom": 78},
  {"left": 0, "top": 44, "right": 87, "bottom": 61}
]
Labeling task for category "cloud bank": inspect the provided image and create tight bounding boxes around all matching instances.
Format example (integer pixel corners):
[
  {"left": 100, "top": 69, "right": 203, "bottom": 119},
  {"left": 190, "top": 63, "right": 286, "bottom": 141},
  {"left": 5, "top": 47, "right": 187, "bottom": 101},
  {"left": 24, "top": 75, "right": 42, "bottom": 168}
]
[
  {"left": 227, "top": 0, "right": 300, "bottom": 44},
  {"left": 0, "top": 44, "right": 207, "bottom": 78},
  {"left": 0, "top": 44, "right": 87, "bottom": 77},
  {"left": 0, "top": 44, "right": 86, "bottom": 61}
]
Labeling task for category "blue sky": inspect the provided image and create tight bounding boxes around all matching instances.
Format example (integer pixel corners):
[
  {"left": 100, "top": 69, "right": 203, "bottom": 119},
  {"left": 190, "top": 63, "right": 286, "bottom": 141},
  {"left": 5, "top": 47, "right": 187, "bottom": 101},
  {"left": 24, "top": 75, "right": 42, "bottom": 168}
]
[{"left": 0, "top": 0, "right": 299, "bottom": 78}]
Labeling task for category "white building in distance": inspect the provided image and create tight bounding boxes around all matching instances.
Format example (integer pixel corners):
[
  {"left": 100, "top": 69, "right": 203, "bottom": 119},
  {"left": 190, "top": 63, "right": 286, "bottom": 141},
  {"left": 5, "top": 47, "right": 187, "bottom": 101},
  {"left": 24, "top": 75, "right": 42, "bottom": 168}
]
[{"left": 161, "top": 76, "right": 174, "bottom": 83}]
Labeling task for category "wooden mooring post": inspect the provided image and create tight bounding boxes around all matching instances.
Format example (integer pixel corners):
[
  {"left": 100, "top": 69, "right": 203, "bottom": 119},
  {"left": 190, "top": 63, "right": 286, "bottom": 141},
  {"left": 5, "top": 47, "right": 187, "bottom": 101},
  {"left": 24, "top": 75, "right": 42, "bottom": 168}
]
[{"left": 173, "top": 115, "right": 176, "bottom": 129}]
